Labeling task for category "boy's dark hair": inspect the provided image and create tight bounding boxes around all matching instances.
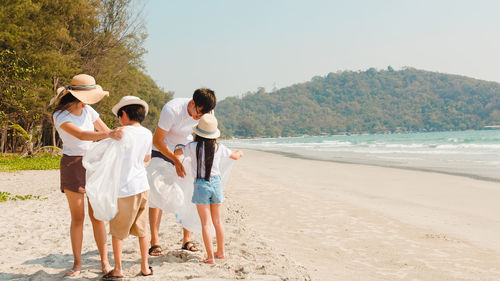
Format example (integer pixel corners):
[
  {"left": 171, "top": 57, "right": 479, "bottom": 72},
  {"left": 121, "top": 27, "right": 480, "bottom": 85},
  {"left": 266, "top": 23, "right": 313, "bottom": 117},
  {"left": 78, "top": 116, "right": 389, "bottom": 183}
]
[
  {"left": 117, "top": 104, "right": 146, "bottom": 123},
  {"left": 193, "top": 88, "right": 216, "bottom": 114}
]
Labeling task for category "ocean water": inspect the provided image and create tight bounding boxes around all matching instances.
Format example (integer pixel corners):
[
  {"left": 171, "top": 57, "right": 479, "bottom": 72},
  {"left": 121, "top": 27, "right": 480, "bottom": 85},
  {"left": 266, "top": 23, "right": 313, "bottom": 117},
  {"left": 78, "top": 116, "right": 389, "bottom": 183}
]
[{"left": 224, "top": 130, "right": 500, "bottom": 182}]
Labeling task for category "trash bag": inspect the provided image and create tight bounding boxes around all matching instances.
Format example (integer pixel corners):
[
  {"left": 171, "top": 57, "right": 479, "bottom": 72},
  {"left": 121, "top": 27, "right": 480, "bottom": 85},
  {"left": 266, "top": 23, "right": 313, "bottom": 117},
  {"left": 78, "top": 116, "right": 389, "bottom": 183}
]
[
  {"left": 146, "top": 157, "right": 184, "bottom": 213},
  {"left": 82, "top": 133, "right": 132, "bottom": 221},
  {"left": 174, "top": 157, "right": 203, "bottom": 233},
  {"left": 146, "top": 154, "right": 235, "bottom": 234},
  {"left": 220, "top": 155, "right": 235, "bottom": 189}
]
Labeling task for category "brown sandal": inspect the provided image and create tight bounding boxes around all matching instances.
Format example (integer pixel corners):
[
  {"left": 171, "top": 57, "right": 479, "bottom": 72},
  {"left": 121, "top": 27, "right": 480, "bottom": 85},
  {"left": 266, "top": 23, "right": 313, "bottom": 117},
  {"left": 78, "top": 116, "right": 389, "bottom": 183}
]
[
  {"left": 148, "top": 245, "right": 163, "bottom": 256},
  {"left": 182, "top": 241, "right": 199, "bottom": 252},
  {"left": 102, "top": 269, "right": 124, "bottom": 280}
]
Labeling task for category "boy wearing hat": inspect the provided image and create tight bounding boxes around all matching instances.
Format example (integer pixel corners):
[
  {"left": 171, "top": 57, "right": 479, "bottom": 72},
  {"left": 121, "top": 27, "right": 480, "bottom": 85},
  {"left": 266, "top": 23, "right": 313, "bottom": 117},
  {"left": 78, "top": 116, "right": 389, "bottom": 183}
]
[{"left": 103, "top": 96, "right": 153, "bottom": 279}]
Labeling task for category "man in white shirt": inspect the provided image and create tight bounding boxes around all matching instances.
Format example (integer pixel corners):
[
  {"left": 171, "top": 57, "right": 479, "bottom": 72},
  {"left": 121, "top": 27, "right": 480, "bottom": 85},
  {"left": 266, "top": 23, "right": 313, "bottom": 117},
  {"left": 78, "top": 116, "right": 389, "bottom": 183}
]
[{"left": 148, "top": 88, "right": 216, "bottom": 255}]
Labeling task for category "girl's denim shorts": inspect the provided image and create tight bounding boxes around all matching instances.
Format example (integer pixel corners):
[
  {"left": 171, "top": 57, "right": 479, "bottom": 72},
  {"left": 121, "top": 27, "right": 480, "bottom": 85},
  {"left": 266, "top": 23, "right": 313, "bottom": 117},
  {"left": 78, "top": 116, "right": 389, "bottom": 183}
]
[{"left": 192, "top": 176, "right": 223, "bottom": 205}]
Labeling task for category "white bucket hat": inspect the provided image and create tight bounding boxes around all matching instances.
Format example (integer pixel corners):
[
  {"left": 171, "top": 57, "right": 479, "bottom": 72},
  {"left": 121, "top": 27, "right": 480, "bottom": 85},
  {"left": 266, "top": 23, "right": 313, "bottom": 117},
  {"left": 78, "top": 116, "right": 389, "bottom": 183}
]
[
  {"left": 193, "top": 114, "right": 220, "bottom": 139},
  {"left": 51, "top": 74, "right": 109, "bottom": 105},
  {"left": 112, "top": 96, "right": 149, "bottom": 116}
]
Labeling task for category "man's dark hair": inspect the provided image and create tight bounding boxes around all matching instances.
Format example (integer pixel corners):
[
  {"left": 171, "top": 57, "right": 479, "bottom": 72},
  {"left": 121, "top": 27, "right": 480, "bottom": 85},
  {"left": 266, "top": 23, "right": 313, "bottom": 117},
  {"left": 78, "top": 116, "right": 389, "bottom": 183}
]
[
  {"left": 193, "top": 88, "right": 216, "bottom": 114},
  {"left": 117, "top": 104, "right": 146, "bottom": 123}
]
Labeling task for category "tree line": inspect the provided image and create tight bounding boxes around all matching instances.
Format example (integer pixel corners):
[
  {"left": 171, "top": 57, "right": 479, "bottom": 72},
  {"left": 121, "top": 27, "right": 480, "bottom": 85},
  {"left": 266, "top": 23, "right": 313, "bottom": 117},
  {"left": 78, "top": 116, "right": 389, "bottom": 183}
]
[
  {"left": 216, "top": 67, "right": 500, "bottom": 138},
  {"left": 0, "top": 0, "right": 172, "bottom": 156}
]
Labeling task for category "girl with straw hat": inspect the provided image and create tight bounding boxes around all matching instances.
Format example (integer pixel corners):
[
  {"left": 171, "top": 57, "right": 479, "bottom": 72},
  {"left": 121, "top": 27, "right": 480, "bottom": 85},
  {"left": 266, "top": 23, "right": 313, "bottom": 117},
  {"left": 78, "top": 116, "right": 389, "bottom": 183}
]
[
  {"left": 52, "top": 74, "right": 122, "bottom": 278},
  {"left": 174, "top": 114, "right": 243, "bottom": 264}
]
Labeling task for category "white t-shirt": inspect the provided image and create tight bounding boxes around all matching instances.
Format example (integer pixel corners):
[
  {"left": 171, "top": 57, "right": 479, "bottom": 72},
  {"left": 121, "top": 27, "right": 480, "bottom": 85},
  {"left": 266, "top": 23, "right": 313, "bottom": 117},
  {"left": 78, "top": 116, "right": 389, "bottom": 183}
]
[
  {"left": 183, "top": 142, "right": 232, "bottom": 178},
  {"left": 53, "top": 105, "right": 99, "bottom": 156},
  {"left": 118, "top": 126, "right": 153, "bottom": 198},
  {"left": 152, "top": 98, "right": 199, "bottom": 152}
]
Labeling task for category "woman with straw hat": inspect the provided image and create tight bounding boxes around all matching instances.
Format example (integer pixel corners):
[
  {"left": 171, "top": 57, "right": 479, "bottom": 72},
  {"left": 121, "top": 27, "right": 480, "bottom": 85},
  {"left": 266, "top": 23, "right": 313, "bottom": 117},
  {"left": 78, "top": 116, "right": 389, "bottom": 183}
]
[{"left": 52, "top": 74, "right": 122, "bottom": 278}]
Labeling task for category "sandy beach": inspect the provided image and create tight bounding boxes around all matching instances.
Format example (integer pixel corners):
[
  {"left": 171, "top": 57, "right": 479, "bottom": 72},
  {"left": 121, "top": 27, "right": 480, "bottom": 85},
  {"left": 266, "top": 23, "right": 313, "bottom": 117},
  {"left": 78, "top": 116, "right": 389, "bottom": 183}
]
[{"left": 1, "top": 149, "right": 500, "bottom": 280}]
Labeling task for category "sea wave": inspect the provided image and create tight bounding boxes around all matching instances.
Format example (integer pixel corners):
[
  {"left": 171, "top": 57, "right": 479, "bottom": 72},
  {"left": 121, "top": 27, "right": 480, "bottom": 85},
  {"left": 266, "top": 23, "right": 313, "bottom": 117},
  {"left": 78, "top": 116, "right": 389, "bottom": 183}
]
[{"left": 225, "top": 130, "right": 500, "bottom": 180}]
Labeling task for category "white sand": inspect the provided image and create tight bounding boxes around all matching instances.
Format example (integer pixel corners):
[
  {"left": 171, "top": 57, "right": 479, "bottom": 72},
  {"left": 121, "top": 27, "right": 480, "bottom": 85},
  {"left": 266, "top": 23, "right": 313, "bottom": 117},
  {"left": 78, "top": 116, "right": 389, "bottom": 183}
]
[
  {"left": 227, "top": 150, "right": 500, "bottom": 280},
  {"left": 2, "top": 149, "right": 500, "bottom": 280},
  {"left": 0, "top": 166, "right": 309, "bottom": 280}
]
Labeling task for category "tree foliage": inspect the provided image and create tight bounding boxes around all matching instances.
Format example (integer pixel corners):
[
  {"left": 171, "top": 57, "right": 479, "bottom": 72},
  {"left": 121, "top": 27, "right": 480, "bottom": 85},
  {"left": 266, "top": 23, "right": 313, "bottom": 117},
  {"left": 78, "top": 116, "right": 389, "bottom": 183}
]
[
  {"left": 0, "top": 0, "right": 172, "bottom": 154},
  {"left": 217, "top": 68, "right": 500, "bottom": 138}
]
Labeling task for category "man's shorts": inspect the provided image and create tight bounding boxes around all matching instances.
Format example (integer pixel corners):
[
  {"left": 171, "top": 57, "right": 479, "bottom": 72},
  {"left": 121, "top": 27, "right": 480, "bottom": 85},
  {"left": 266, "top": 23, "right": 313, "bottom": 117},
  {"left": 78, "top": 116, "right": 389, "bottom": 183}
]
[
  {"left": 151, "top": 150, "right": 174, "bottom": 165},
  {"left": 110, "top": 190, "right": 150, "bottom": 240},
  {"left": 192, "top": 176, "right": 223, "bottom": 205}
]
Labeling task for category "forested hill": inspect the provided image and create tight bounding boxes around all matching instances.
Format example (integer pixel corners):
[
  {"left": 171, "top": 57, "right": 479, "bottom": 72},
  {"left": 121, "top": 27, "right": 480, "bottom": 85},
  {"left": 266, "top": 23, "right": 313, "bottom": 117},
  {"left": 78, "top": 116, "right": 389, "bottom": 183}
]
[{"left": 216, "top": 68, "right": 500, "bottom": 138}]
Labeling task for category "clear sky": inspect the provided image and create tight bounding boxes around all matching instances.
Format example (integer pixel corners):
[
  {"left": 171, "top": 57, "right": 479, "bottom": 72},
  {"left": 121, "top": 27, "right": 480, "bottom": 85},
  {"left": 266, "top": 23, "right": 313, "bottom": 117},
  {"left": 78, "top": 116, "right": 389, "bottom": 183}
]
[{"left": 143, "top": 0, "right": 500, "bottom": 100}]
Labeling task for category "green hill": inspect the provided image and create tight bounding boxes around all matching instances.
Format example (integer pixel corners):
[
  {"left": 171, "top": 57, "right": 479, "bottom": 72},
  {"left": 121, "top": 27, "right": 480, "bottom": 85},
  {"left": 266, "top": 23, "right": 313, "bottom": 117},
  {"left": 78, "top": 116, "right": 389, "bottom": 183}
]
[{"left": 216, "top": 67, "right": 500, "bottom": 137}]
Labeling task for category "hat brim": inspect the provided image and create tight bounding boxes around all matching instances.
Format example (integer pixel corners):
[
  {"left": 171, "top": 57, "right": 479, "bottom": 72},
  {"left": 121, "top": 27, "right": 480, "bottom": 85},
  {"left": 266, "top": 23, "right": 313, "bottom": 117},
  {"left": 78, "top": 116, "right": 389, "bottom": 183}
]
[
  {"left": 69, "top": 85, "right": 109, "bottom": 105},
  {"left": 112, "top": 99, "right": 149, "bottom": 116},
  {"left": 192, "top": 125, "right": 220, "bottom": 139}
]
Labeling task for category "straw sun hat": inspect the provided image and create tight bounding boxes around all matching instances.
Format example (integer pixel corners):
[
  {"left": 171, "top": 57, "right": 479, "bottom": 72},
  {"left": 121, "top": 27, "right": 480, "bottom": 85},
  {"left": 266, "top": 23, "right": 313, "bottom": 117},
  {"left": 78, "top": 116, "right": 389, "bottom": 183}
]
[
  {"left": 51, "top": 74, "right": 109, "bottom": 105},
  {"left": 112, "top": 96, "right": 149, "bottom": 116},
  {"left": 193, "top": 114, "right": 220, "bottom": 139}
]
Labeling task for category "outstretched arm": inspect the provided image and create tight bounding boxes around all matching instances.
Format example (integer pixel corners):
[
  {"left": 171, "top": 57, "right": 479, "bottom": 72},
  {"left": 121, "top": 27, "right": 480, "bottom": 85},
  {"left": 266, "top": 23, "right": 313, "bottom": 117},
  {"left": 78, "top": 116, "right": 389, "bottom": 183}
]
[
  {"left": 230, "top": 150, "right": 243, "bottom": 160},
  {"left": 60, "top": 119, "right": 122, "bottom": 141}
]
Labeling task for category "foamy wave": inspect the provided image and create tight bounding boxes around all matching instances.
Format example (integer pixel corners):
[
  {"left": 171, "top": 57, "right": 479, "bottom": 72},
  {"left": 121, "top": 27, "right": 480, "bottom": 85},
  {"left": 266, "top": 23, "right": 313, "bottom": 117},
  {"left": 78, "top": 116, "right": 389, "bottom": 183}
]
[{"left": 436, "top": 143, "right": 500, "bottom": 150}]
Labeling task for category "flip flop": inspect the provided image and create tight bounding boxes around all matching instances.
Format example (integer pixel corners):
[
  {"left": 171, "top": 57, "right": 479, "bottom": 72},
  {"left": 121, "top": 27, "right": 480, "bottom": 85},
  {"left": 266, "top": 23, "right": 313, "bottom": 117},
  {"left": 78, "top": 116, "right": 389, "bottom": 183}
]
[
  {"left": 140, "top": 266, "right": 153, "bottom": 276},
  {"left": 102, "top": 269, "right": 123, "bottom": 280},
  {"left": 148, "top": 245, "right": 163, "bottom": 256},
  {"left": 182, "top": 241, "right": 199, "bottom": 252},
  {"left": 102, "top": 265, "right": 113, "bottom": 274},
  {"left": 63, "top": 270, "right": 81, "bottom": 279}
]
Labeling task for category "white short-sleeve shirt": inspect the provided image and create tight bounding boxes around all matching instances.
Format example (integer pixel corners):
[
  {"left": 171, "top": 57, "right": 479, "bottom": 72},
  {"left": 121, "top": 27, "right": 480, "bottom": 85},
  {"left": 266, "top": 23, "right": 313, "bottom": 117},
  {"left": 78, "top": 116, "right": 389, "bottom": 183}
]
[
  {"left": 118, "top": 125, "right": 153, "bottom": 198},
  {"left": 53, "top": 105, "right": 99, "bottom": 156},
  {"left": 152, "top": 98, "right": 199, "bottom": 152},
  {"left": 183, "top": 142, "right": 232, "bottom": 178}
]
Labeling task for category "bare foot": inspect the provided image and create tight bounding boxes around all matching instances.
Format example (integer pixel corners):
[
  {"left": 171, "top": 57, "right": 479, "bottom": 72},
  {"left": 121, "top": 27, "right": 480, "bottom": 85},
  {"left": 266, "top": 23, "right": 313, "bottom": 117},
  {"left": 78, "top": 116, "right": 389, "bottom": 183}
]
[
  {"left": 199, "top": 258, "right": 215, "bottom": 264},
  {"left": 64, "top": 269, "right": 81, "bottom": 278},
  {"left": 214, "top": 253, "right": 225, "bottom": 259},
  {"left": 102, "top": 269, "right": 123, "bottom": 279},
  {"left": 102, "top": 264, "right": 113, "bottom": 274}
]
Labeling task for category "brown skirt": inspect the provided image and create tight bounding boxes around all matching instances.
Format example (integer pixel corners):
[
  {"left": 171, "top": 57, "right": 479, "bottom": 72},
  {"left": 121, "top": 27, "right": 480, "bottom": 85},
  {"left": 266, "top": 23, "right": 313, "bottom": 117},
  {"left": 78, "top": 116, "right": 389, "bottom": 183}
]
[{"left": 60, "top": 154, "right": 86, "bottom": 193}]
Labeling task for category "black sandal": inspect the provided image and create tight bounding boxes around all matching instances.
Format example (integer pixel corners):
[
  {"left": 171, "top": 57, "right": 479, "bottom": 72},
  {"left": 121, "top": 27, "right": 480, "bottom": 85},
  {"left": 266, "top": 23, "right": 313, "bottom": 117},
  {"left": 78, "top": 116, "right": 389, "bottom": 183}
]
[
  {"left": 182, "top": 241, "right": 199, "bottom": 252},
  {"left": 148, "top": 245, "right": 163, "bottom": 256}
]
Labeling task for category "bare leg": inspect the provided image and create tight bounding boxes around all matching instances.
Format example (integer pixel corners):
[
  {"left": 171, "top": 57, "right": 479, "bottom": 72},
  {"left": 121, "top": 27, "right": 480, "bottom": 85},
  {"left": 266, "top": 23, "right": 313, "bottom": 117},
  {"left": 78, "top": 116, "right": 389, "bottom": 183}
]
[
  {"left": 182, "top": 228, "right": 191, "bottom": 245},
  {"left": 108, "top": 236, "right": 124, "bottom": 277},
  {"left": 149, "top": 207, "right": 162, "bottom": 247},
  {"left": 196, "top": 204, "right": 215, "bottom": 264},
  {"left": 210, "top": 204, "right": 225, "bottom": 259},
  {"left": 182, "top": 228, "right": 199, "bottom": 251},
  {"left": 64, "top": 190, "right": 85, "bottom": 276},
  {"left": 88, "top": 200, "right": 111, "bottom": 273},
  {"left": 138, "top": 236, "right": 152, "bottom": 275}
]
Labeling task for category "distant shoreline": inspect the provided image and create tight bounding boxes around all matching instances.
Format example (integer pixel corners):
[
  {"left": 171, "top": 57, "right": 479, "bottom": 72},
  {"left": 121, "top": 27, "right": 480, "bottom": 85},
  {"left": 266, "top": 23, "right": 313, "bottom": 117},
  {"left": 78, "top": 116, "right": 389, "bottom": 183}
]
[
  {"left": 222, "top": 127, "right": 500, "bottom": 141},
  {"left": 235, "top": 147, "right": 500, "bottom": 184}
]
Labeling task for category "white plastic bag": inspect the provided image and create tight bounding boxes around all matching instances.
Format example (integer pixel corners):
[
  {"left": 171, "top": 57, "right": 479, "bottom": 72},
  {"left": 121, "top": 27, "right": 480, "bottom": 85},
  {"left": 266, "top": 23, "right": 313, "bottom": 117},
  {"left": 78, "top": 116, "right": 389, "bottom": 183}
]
[
  {"left": 82, "top": 133, "right": 131, "bottom": 221},
  {"left": 173, "top": 157, "right": 203, "bottom": 233},
  {"left": 146, "top": 155, "right": 235, "bottom": 233},
  {"left": 147, "top": 157, "right": 184, "bottom": 213}
]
